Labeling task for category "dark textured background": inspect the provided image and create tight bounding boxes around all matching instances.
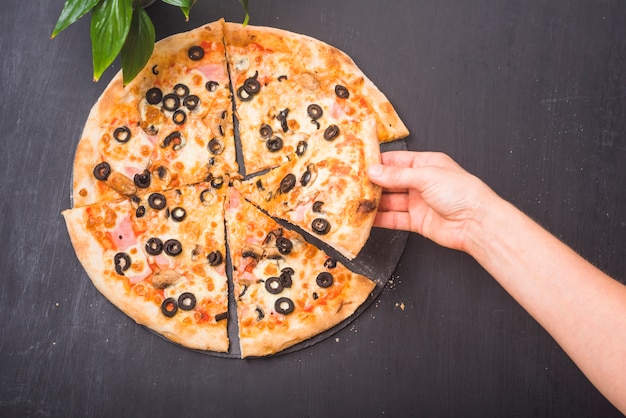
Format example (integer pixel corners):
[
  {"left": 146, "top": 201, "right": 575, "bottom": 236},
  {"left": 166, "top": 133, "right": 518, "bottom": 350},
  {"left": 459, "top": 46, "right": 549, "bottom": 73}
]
[{"left": 1, "top": 0, "right": 625, "bottom": 416}]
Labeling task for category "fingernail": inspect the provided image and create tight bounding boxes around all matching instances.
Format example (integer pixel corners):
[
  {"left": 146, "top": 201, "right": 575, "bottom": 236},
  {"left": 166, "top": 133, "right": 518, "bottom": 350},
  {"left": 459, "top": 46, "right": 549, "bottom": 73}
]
[{"left": 368, "top": 164, "right": 383, "bottom": 177}]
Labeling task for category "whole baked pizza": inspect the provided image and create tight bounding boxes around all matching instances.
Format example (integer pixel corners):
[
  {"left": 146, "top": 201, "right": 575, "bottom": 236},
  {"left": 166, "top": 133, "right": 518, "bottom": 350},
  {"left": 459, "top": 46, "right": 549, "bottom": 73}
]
[{"left": 62, "top": 19, "right": 408, "bottom": 358}]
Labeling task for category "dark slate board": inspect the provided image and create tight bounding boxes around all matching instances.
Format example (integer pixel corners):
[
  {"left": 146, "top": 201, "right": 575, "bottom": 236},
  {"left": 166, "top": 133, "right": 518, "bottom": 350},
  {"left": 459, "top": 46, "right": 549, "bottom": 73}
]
[{"left": 1, "top": 0, "right": 625, "bottom": 417}]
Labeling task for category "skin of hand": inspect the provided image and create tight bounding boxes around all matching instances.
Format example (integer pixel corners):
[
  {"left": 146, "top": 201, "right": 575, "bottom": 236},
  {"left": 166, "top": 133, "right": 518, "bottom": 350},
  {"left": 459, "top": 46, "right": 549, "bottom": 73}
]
[{"left": 368, "top": 150, "right": 626, "bottom": 414}]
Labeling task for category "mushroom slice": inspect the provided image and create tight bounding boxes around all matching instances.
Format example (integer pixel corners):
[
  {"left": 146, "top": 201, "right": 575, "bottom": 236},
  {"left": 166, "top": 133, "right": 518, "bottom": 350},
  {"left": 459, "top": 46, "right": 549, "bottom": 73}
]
[{"left": 152, "top": 269, "right": 183, "bottom": 289}]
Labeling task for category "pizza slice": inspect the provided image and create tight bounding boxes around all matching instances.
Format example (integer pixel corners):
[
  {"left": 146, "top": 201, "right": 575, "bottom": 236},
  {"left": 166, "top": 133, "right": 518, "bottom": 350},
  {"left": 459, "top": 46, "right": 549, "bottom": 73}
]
[
  {"left": 62, "top": 182, "right": 230, "bottom": 352},
  {"left": 234, "top": 119, "right": 381, "bottom": 260},
  {"left": 225, "top": 188, "right": 376, "bottom": 357},
  {"left": 224, "top": 21, "right": 409, "bottom": 174}
]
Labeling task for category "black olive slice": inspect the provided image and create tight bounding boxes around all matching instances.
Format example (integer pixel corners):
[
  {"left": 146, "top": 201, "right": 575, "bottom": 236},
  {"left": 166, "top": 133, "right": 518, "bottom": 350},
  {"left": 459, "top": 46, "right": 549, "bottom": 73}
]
[
  {"left": 215, "top": 312, "right": 228, "bottom": 321},
  {"left": 210, "top": 176, "right": 224, "bottom": 189},
  {"left": 259, "top": 124, "right": 273, "bottom": 140},
  {"left": 277, "top": 75, "right": 288, "bottom": 82},
  {"left": 236, "top": 85, "right": 253, "bottom": 102},
  {"left": 162, "top": 131, "right": 182, "bottom": 149},
  {"left": 312, "top": 201, "right": 324, "bottom": 213},
  {"left": 145, "top": 237, "right": 164, "bottom": 256},
  {"left": 208, "top": 138, "right": 224, "bottom": 155},
  {"left": 276, "top": 237, "right": 293, "bottom": 255},
  {"left": 311, "top": 120, "right": 321, "bottom": 130},
  {"left": 183, "top": 95, "right": 200, "bottom": 110},
  {"left": 136, "top": 205, "right": 146, "bottom": 218},
  {"left": 163, "top": 239, "right": 183, "bottom": 256},
  {"left": 296, "top": 140, "right": 308, "bottom": 157},
  {"left": 300, "top": 169, "right": 311, "bottom": 187},
  {"left": 161, "top": 297, "right": 178, "bottom": 317},
  {"left": 324, "top": 124, "right": 340, "bottom": 141},
  {"left": 206, "top": 81, "right": 219, "bottom": 92},
  {"left": 173, "top": 83, "right": 189, "bottom": 98},
  {"left": 307, "top": 104, "right": 323, "bottom": 120},
  {"left": 113, "top": 126, "right": 131, "bottom": 143},
  {"left": 114, "top": 252, "right": 131, "bottom": 275},
  {"left": 265, "top": 277, "right": 284, "bottom": 294},
  {"left": 199, "top": 188, "right": 216, "bottom": 205},
  {"left": 146, "top": 87, "right": 163, "bottom": 105},
  {"left": 207, "top": 250, "right": 223, "bottom": 266},
  {"left": 279, "top": 174, "right": 297, "bottom": 193},
  {"left": 312, "top": 292, "right": 319, "bottom": 300},
  {"left": 188, "top": 45, "right": 205, "bottom": 61},
  {"left": 277, "top": 108, "right": 289, "bottom": 132},
  {"left": 170, "top": 207, "right": 186, "bottom": 222},
  {"left": 93, "top": 162, "right": 111, "bottom": 181},
  {"left": 324, "top": 258, "right": 337, "bottom": 269},
  {"left": 275, "top": 297, "right": 295, "bottom": 315},
  {"left": 281, "top": 267, "right": 295, "bottom": 276},
  {"left": 243, "top": 76, "right": 261, "bottom": 95},
  {"left": 311, "top": 218, "right": 331, "bottom": 235},
  {"left": 255, "top": 179, "right": 264, "bottom": 190},
  {"left": 148, "top": 193, "right": 166, "bottom": 210},
  {"left": 279, "top": 271, "right": 293, "bottom": 288},
  {"left": 155, "top": 165, "right": 168, "bottom": 180},
  {"left": 335, "top": 84, "right": 350, "bottom": 99},
  {"left": 316, "top": 272, "right": 334, "bottom": 288},
  {"left": 172, "top": 109, "right": 187, "bottom": 125},
  {"left": 255, "top": 306, "right": 265, "bottom": 321},
  {"left": 266, "top": 136, "right": 283, "bottom": 152},
  {"left": 133, "top": 170, "right": 151, "bottom": 189},
  {"left": 151, "top": 65, "right": 159, "bottom": 75},
  {"left": 162, "top": 93, "right": 180, "bottom": 111},
  {"left": 177, "top": 292, "right": 196, "bottom": 311}
]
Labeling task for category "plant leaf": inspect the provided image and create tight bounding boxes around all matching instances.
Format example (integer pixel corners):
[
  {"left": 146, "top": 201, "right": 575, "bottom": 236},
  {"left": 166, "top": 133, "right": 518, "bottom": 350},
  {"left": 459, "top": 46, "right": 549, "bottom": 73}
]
[
  {"left": 161, "top": 0, "right": 195, "bottom": 20},
  {"left": 239, "top": 0, "right": 249, "bottom": 25},
  {"left": 90, "top": 0, "right": 133, "bottom": 82},
  {"left": 121, "top": 6, "right": 155, "bottom": 85},
  {"left": 51, "top": 0, "right": 102, "bottom": 39}
]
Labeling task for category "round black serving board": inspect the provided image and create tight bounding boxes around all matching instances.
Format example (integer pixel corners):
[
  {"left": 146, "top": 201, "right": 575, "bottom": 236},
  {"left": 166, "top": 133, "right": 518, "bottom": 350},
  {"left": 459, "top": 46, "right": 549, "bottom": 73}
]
[{"left": 2, "top": 0, "right": 625, "bottom": 417}]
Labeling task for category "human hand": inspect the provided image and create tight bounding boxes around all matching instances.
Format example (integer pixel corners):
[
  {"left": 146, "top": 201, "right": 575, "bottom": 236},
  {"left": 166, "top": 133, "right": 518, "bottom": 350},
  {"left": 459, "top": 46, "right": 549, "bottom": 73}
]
[{"left": 367, "top": 151, "right": 500, "bottom": 252}]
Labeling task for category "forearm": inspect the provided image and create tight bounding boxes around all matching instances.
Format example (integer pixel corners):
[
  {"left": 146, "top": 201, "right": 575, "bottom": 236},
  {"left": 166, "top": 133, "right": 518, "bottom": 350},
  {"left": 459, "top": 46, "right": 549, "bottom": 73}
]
[{"left": 466, "top": 195, "right": 626, "bottom": 413}]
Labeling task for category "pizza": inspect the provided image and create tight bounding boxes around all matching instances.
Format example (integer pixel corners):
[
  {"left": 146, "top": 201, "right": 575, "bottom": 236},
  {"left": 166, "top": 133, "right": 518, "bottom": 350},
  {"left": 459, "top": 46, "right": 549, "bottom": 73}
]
[{"left": 62, "top": 19, "right": 408, "bottom": 357}]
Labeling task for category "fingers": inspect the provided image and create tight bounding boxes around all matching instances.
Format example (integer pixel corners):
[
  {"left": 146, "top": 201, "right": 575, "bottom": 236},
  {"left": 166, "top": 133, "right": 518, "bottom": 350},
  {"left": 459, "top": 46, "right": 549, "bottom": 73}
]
[
  {"left": 377, "top": 192, "right": 409, "bottom": 212},
  {"left": 368, "top": 162, "right": 429, "bottom": 191},
  {"left": 373, "top": 210, "right": 412, "bottom": 232}
]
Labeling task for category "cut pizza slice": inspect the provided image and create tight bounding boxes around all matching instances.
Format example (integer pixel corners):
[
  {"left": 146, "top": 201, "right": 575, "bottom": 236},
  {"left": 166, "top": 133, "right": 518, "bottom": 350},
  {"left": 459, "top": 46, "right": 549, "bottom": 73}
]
[
  {"left": 62, "top": 182, "right": 230, "bottom": 352},
  {"left": 225, "top": 188, "right": 376, "bottom": 358},
  {"left": 224, "top": 21, "right": 408, "bottom": 174},
  {"left": 234, "top": 119, "right": 381, "bottom": 260}
]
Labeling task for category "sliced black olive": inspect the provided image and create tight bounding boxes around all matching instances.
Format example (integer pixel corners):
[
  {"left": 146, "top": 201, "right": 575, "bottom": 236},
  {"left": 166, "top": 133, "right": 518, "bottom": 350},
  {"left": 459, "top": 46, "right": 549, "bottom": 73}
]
[
  {"left": 335, "top": 84, "right": 349, "bottom": 99},
  {"left": 162, "top": 131, "right": 182, "bottom": 149},
  {"left": 215, "top": 312, "right": 228, "bottom": 321},
  {"left": 312, "top": 201, "right": 324, "bottom": 213},
  {"left": 199, "top": 188, "right": 216, "bottom": 205},
  {"left": 146, "top": 87, "right": 162, "bottom": 105},
  {"left": 279, "top": 174, "right": 297, "bottom": 193},
  {"left": 300, "top": 168, "right": 311, "bottom": 187},
  {"left": 307, "top": 104, "right": 323, "bottom": 120},
  {"left": 279, "top": 271, "right": 293, "bottom": 288},
  {"left": 162, "top": 93, "right": 180, "bottom": 111},
  {"left": 255, "top": 179, "right": 264, "bottom": 190},
  {"left": 177, "top": 292, "right": 196, "bottom": 311},
  {"left": 164, "top": 239, "right": 183, "bottom": 256},
  {"left": 161, "top": 297, "right": 178, "bottom": 317},
  {"left": 277, "top": 108, "right": 289, "bottom": 132},
  {"left": 136, "top": 205, "right": 146, "bottom": 218},
  {"left": 208, "top": 138, "right": 224, "bottom": 155},
  {"left": 281, "top": 267, "right": 295, "bottom": 276},
  {"left": 151, "top": 65, "right": 159, "bottom": 75},
  {"left": 173, "top": 83, "right": 189, "bottom": 98},
  {"left": 316, "top": 272, "right": 333, "bottom": 288},
  {"left": 210, "top": 176, "right": 224, "bottom": 189},
  {"left": 259, "top": 124, "right": 273, "bottom": 140},
  {"left": 312, "top": 292, "right": 319, "bottom": 300},
  {"left": 296, "top": 140, "right": 307, "bottom": 156},
  {"left": 206, "top": 81, "right": 219, "bottom": 92},
  {"left": 133, "top": 170, "right": 151, "bottom": 189},
  {"left": 236, "top": 85, "right": 253, "bottom": 102},
  {"left": 277, "top": 75, "right": 288, "bottom": 82},
  {"left": 156, "top": 165, "right": 168, "bottom": 180},
  {"left": 172, "top": 109, "right": 187, "bottom": 125},
  {"left": 265, "top": 277, "right": 284, "bottom": 294},
  {"left": 170, "top": 207, "right": 186, "bottom": 222},
  {"left": 324, "top": 124, "right": 340, "bottom": 141},
  {"left": 243, "top": 75, "right": 261, "bottom": 95},
  {"left": 266, "top": 136, "right": 283, "bottom": 152},
  {"left": 207, "top": 250, "right": 223, "bottom": 266},
  {"left": 255, "top": 306, "right": 265, "bottom": 321},
  {"left": 275, "top": 297, "right": 295, "bottom": 315},
  {"left": 311, "top": 218, "right": 331, "bottom": 235},
  {"left": 148, "top": 193, "right": 166, "bottom": 210},
  {"left": 188, "top": 45, "right": 205, "bottom": 61},
  {"left": 93, "top": 162, "right": 111, "bottom": 181},
  {"left": 114, "top": 252, "right": 131, "bottom": 275},
  {"left": 113, "top": 126, "right": 131, "bottom": 143},
  {"left": 324, "top": 258, "right": 337, "bottom": 269},
  {"left": 276, "top": 237, "right": 293, "bottom": 255},
  {"left": 183, "top": 95, "right": 200, "bottom": 110},
  {"left": 145, "top": 237, "right": 164, "bottom": 256},
  {"left": 131, "top": 195, "right": 141, "bottom": 204},
  {"left": 311, "top": 120, "right": 320, "bottom": 130}
]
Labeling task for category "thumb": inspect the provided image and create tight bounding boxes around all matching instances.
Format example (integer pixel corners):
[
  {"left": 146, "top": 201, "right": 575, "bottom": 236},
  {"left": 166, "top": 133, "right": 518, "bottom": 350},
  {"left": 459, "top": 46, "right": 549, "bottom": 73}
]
[{"left": 367, "top": 164, "right": 428, "bottom": 191}]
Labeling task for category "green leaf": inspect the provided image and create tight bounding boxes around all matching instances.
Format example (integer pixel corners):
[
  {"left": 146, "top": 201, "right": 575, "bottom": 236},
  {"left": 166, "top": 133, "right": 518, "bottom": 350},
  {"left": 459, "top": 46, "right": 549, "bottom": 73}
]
[
  {"left": 121, "top": 7, "right": 155, "bottom": 85},
  {"left": 161, "top": 0, "right": 195, "bottom": 20},
  {"left": 239, "top": 0, "right": 249, "bottom": 25},
  {"left": 90, "top": 0, "right": 133, "bottom": 81},
  {"left": 51, "top": 0, "right": 102, "bottom": 39}
]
